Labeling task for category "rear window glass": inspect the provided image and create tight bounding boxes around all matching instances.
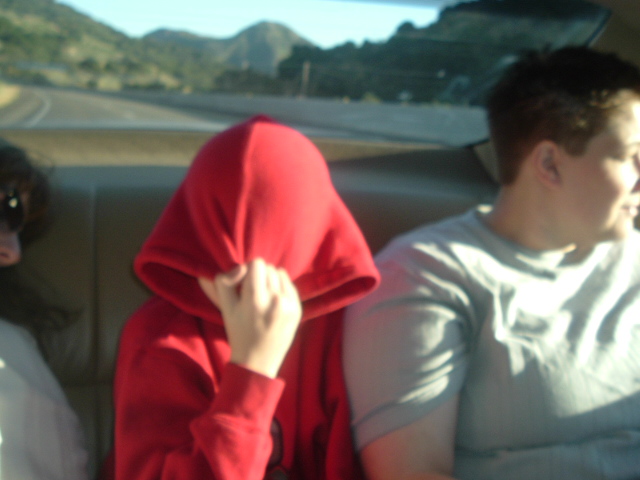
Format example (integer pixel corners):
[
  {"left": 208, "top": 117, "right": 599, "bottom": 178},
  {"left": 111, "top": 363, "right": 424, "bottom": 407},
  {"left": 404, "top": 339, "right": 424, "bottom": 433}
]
[{"left": 0, "top": 0, "right": 610, "bottom": 146}]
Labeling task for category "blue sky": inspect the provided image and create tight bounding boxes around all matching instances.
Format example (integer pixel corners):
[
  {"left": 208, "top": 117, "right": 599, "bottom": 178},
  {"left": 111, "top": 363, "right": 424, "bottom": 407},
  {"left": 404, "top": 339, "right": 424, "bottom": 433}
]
[{"left": 58, "top": 0, "right": 441, "bottom": 48}]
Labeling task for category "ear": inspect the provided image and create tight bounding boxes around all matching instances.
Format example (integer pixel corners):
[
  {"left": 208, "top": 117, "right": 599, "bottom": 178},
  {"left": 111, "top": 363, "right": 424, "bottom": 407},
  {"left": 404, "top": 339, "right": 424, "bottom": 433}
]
[{"left": 530, "top": 140, "right": 563, "bottom": 188}]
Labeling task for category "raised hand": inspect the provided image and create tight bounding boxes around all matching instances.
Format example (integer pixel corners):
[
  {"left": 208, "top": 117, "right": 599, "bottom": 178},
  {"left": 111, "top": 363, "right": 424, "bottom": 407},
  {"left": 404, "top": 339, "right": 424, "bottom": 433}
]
[{"left": 198, "top": 259, "right": 302, "bottom": 378}]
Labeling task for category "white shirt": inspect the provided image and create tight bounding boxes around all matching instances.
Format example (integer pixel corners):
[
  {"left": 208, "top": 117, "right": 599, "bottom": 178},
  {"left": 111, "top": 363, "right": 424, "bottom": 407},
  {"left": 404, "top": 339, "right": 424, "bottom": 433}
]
[{"left": 0, "top": 318, "right": 88, "bottom": 480}]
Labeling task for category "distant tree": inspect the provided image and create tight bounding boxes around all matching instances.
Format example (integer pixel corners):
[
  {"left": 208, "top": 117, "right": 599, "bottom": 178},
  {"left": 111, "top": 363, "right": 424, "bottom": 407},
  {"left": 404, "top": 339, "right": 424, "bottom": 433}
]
[
  {"left": 275, "top": 0, "right": 606, "bottom": 104},
  {"left": 79, "top": 58, "right": 101, "bottom": 73}
]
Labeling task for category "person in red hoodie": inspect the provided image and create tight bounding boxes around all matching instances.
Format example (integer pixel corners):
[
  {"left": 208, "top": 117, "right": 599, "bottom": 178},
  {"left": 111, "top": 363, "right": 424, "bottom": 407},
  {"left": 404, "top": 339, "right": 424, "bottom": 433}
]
[{"left": 110, "top": 115, "right": 379, "bottom": 480}]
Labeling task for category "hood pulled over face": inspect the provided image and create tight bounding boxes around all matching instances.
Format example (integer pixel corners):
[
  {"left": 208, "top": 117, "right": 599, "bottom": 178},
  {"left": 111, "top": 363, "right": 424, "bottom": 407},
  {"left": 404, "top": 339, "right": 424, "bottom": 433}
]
[{"left": 134, "top": 115, "right": 379, "bottom": 324}]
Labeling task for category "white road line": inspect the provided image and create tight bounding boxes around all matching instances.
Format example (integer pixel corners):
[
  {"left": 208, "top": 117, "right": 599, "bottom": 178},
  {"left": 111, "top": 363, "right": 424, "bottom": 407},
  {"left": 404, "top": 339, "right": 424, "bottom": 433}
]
[{"left": 22, "top": 88, "right": 52, "bottom": 128}]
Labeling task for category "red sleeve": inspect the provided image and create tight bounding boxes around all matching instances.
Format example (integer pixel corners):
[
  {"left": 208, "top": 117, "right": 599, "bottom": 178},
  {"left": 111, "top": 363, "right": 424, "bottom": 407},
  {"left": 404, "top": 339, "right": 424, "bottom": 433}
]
[{"left": 113, "top": 344, "right": 285, "bottom": 480}]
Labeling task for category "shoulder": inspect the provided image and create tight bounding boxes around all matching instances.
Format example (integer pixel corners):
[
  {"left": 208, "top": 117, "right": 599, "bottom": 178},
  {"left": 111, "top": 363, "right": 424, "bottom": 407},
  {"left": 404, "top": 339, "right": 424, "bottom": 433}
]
[
  {"left": 344, "top": 208, "right": 496, "bottom": 344},
  {"left": 345, "top": 210, "right": 486, "bottom": 331},
  {"left": 371, "top": 207, "right": 492, "bottom": 289},
  {"left": 382, "top": 207, "right": 488, "bottom": 257},
  {"left": 389, "top": 207, "right": 481, "bottom": 247},
  {"left": 0, "top": 318, "right": 68, "bottom": 402},
  {"left": 0, "top": 318, "right": 41, "bottom": 362}
]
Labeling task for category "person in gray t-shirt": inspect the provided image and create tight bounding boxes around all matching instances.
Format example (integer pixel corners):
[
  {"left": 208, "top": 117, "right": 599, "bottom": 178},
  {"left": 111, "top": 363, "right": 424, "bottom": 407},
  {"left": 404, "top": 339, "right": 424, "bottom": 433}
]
[{"left": 343, "top": 46, "right": 640, "bottom": 480}]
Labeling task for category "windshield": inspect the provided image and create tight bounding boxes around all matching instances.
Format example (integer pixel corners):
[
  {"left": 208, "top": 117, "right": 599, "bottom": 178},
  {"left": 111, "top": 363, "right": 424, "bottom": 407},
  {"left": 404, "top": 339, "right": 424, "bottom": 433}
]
[{"left": 0, "top": 0, "right": 610, "bottom": 146}]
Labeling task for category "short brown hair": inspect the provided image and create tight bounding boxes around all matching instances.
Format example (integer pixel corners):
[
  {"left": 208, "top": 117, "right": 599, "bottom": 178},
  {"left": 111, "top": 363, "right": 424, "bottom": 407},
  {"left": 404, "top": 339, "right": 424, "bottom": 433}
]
[{"left": 487, "top": 47, "right": 640, "bottom": 184}]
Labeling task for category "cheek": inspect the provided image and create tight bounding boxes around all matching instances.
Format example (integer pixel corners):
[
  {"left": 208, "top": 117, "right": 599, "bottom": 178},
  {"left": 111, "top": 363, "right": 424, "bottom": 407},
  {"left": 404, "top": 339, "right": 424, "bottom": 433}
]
[
  {"left": 0, "top": 231, "right": 21, "bottom": 266},
  {"left": 591, "top": 168, "right": 638, "bottom": 228},
  {"left": 597, "top": 161, "right": 634, "bottom": 196},
  {"left": 606, "top": 164, "right": 639, "bottom": 203},
  {"left": 569, "top": 167, "right": 628, "bottom": 223}
]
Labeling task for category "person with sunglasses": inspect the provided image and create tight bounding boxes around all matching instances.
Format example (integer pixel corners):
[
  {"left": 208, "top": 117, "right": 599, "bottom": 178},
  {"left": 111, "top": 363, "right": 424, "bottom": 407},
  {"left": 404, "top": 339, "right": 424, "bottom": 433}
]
[{"left": 0, "top": 143, "right": 88, "bottom": 479}]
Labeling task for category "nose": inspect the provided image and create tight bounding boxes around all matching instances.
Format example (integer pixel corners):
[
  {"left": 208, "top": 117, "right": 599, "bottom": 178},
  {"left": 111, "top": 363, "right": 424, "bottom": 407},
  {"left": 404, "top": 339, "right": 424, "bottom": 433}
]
[{"left": 0, "top": 230, "right": 21, "bottom": 266}]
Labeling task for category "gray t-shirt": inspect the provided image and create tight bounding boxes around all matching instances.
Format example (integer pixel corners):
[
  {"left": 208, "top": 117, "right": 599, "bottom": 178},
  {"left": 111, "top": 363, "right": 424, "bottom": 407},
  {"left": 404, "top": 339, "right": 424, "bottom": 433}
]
[{"left": 344, "top": 206, "right": 640, "bottom": 480}]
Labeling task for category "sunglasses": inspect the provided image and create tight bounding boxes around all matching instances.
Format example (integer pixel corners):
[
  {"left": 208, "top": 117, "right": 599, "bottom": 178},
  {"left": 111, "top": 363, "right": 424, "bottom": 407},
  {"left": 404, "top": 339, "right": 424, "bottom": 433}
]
[{"left": 0, "top": 188, "right": 25, "bottom": 232}]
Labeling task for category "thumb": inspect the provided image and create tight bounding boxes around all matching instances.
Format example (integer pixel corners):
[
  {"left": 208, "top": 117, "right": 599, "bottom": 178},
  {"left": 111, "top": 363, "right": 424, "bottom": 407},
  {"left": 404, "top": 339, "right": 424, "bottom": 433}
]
[
  {"left": 213, "top": 273, "right": 241, "bottom": 314},
  {"left": 198, "top": 277, "right": 220, "bottom": 307},
  {"left": 198, "top": 265, "right": 247, "bottom": 313},
  {"left": 217, "top": 264, "right": 248, "bottom": 286}
]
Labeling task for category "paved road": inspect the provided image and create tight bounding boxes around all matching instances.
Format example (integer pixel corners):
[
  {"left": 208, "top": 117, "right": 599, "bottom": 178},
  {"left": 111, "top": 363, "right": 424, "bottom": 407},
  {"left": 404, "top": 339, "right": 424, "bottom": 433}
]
[
  {"left": 0, "top": 87, "right": 244, "bottom": 131},
  {"left": 0, "top": 86, "right": 489, "bottom": 146}
]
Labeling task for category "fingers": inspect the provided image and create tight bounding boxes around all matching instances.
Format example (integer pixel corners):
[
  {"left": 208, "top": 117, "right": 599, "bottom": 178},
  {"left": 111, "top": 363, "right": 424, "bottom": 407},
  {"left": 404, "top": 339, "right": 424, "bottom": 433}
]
[
  {"left": 199, "top": 258, "right": 301, "bottom": 378},
  {"left": 266, "top": 264, "right": 282, "bottom": 294},
  {"left": 243, "top": 258, "right": 268, "bottom": 309},
  {"left": 238, "top": 259, "right": 290, "bottom": 310},
  {"left": 198, "top": 264, "right": 248, "bottom": 312},
  {"left": 199, "top": 259, "right": 299, "bottom": 319},
  {"left": 254, "top": 262, "right": 298, "bottom": 318},
  {"left": 278, "top": 268, "right": 299, "bottom": 304},
  {"left": 216, "top": 264, "right": 248, "bottom": 286}
]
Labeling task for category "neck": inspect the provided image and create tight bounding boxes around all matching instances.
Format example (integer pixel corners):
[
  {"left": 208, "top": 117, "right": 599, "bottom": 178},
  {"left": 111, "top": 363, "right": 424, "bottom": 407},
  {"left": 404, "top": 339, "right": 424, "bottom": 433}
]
[{"left": 485, "top": 186, "right": 577, "bottom": 253}]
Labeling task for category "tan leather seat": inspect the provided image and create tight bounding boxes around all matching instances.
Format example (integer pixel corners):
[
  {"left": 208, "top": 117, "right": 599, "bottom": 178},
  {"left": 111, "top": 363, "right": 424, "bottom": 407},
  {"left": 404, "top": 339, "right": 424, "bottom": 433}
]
[{"left": 18, "top": 156, "right": 496, "bottom": 478}]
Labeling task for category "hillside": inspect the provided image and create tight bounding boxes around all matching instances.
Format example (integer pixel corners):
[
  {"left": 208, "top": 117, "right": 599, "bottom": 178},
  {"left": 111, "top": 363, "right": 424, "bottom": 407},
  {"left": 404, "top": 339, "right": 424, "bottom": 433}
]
[
  {"left": 0, "top": 0, "right": 610, "bottom": 103},
  {"left": 0, "top": 0, "right": 314, "bottom": 92},
  {"left": 145, "top": 22, "right": 313, "bottom": 76}
]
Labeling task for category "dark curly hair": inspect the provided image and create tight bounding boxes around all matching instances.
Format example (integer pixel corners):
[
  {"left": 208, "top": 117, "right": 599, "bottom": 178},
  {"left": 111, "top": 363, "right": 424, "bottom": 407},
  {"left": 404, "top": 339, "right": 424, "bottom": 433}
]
[
  {"left": 0, "top": 144, "right": 52, "bottom": 242},
  {"left": 0, "top": 144, "right": 73, "bottom": 357},
  {"left": 487, "top": 47, "right": 640, "bottom": 185}
]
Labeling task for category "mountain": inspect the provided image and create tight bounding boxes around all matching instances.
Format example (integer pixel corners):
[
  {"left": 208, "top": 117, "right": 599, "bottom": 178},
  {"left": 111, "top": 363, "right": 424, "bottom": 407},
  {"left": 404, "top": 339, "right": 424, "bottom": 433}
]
[
  {"left": 0, "top": 0, "right": 315, "bottom": 91},
  {"left": 0, "top": 0, "right": 608, "bottom": 104},
  {"left": 145, "top": 22, "right": 314, "bottom": 76}
]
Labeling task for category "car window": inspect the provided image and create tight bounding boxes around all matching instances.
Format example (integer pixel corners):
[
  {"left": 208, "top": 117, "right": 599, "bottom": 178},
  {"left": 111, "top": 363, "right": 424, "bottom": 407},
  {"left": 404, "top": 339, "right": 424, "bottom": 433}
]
[{"left": 0, "top": 0, "right": 610, "bottom": 146}]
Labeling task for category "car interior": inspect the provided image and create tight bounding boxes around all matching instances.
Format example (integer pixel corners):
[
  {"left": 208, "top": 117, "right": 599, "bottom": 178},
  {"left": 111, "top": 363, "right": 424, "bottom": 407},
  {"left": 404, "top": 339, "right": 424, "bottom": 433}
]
[{"left": 0, "top": 0, "right": 638, "bottom": 477}]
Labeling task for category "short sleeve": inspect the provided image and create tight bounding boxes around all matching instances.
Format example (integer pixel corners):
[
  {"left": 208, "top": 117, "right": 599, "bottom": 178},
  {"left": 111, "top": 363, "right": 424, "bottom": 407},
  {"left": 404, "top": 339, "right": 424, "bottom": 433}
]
[{"left": 343, "top": 236, "right": 471, "bottom": 450}]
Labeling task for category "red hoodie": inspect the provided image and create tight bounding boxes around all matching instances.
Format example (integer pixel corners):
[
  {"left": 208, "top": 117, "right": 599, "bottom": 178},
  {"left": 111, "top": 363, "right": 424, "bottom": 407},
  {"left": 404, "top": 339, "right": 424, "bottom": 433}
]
[{"left": 111, "top": 115, "right": 379, "bottom": 480}]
